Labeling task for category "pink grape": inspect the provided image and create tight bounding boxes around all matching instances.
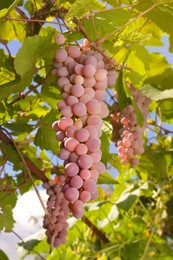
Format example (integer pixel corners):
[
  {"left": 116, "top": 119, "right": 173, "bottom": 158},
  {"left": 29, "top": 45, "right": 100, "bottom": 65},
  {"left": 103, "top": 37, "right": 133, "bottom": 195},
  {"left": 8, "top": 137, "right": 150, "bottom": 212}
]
[
  {"left": 99, "top": 102, "right": 109, "bottom": 118},
  {"left": 58, "top": 77, "right": 70, "bottom": 88},
  {"left": 80, "top": 190, "right": 91, "bottom": 203},
  {"left": 57, "top": 66, "right": 69, "bottom": 77},
  {"left": 84, "top": 87, "right": 95, "bottom": 98},
  {"left": 64, "top": 187, "right": 79, "bottom": 203},
  {"left": 70, "top": 175, "right": 83, "bottom": 189},
  {"left": 72, "top": 102, "right": 87, "bottom": 117},
  {"left": 95, "top": 69, "right": 107, "bottom": 81},
  {"left": 64, "top": 137, "right": 79, "bottom": 152},
  {"left": 79, "top": 169, "right": 91, "bottom": 180},
  {"left": 90, "top": 169, "right": 99, "bottom": 180},
  {"left": 91, "top": 162, "right": 106, "bottom": 174},
  {"left": 83, "top": 64, "right": 96, "bottom": 78},
  {"left": 79, "top": 94, "right": 91, "bottom": 104},
  {"left": 54, "top": 33, "right": 66, "bottom": 44},
  {"left": 74, "top": 63, "right": 84, "bottom": 75},
  {"left": 85, "top": 138, "right": 101, "bottom": 152},
  {"left": 86, "top": 99, "right": 101, "bottom": 115},
  {"left": 87, "top": 115, "right": 103, "bottom": 127},
  {"left": 78, "top": 154, "right": 93, "bottom": 169},
  {"left": 94, "top": 90, "right": 105, "bottom": 102},
  {"left": 55, "top": 49, "right": 67, "bottom": 63},
  {"left": 63, "top": 83, "right": 72, "bottom": 93},
  {"left": 84, "top": 56, "right": 97, "bottom": 67},
  {"left": 75, "top": 128, "right": 89, "bottom": 142},
  {"left": 90, "top": 151, "right": 102, "bottom": 163},
  {"left": 57, "top": 100, "right": 66, "bottom": 110},
  {"left": 84, "top": 125, "right": 98, "bottom": 138},
  {"left": 66, "top": 95, "right": 78, "bottom": 106},
  {"left": 70, "top": 200, "right": 84, "bottom": 219},
  {"left": 75, "top": 143, "right": 88, "bottom": 155},
  {"left": 65, "top": 162, "right": 79, "bottom": 177},
  {"left": 74, "top": 75, "right": 84, "bottom": 85},
  {"left": 60, "top": 106, "right": 73, "bottom": 117},
  {"left": 71, "top": 84, "right": 84, "bottom": 97},
  {"left": 58, "top": 117, "right": 73, "bottom": 131},
  {"left": 68, "top": 46, "right": 81, "bottom": 59},
  {"left": 69, "top": 152, "right": 79, "bottom": 163},
  {"left": 52, "top": 121, "right": 60, "bottom": 132},
  {"left": 83, "top": 179, "right": 97, "bottom": 193},
  {"left": 56, "top": 131, "right": 66, "bottom": 141},
  {"left": 83, "top": 77, "right": 96, "bottom": 88},
  {"left": 66, "top": 125, "right": 76, "bottom": 137}
]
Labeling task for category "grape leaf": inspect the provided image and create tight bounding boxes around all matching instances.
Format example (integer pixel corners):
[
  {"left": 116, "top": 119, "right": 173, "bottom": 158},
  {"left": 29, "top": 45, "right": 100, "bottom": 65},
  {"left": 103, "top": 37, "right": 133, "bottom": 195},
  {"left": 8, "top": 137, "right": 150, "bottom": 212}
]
[
  {"left": 141, "top": 84, "right": 173, "bottom": 101},
  {"left": 0, "top": 250, "right": 9, "bottom": 260},
  {"left": 0, "top": 205, "right": 15, "bottom": 232},
  {"left": 65, "top": 0, "right": 104, "bottom": 20},
  {"left": 14, "top": 34, "right": 56, "bottom": 77}
]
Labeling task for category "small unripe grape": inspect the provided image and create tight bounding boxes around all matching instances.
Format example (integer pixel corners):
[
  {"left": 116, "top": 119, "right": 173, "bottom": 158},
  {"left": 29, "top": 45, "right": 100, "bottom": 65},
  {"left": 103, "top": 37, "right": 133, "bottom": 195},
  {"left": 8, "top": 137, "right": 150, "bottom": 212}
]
[{"left": 54, "top": 33, "right": 66, "bottom": 44}]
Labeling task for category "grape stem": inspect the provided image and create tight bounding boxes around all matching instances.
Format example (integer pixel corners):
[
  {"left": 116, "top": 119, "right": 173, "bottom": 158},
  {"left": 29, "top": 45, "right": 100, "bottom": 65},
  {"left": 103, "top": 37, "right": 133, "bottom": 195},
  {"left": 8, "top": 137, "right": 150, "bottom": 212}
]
[{"left": 82, "top": 216, "right": 110, "bottom": 243}]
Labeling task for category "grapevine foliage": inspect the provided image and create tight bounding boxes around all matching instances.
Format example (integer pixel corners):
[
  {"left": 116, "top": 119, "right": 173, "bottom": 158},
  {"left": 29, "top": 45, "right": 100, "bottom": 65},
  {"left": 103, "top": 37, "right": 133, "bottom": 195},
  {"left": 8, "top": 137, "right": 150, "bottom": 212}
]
[{"left": 0, "top": 0, "right": 173, "bottom": 259}]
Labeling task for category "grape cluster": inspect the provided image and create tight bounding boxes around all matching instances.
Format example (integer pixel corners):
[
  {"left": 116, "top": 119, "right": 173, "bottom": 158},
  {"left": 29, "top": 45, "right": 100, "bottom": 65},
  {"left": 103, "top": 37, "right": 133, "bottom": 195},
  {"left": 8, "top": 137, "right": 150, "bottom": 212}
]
[
  {"left": 42, "top": 175, "right": 69, "bottom": 247},
  {"left": 51, "top": 34, "right": 117, "bottom": 218},
  {"left": 111, "top": 83, "right": 150, "bottom": 166}
]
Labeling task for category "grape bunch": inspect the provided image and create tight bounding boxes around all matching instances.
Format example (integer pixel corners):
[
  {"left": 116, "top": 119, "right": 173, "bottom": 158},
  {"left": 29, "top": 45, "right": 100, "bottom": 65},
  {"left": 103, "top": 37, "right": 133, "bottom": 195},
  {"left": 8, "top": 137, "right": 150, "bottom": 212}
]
[
  {"left": 51, "top": 34, "right": 117, "bottom": 218},
  {"left": 42, "top": 175, "right": 69, "bottom": 247},
  {"left": 111, "top": 83, "right": 150, "bottom": 166}
]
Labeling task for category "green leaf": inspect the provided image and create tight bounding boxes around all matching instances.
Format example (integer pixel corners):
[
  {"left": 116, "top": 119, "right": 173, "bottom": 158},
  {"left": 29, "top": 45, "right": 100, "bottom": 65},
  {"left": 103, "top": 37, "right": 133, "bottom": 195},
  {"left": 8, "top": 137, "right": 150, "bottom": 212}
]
[
  {"left": 34, "top": 127, "right": 59, "bottom": 154},
  {"left": 82, "top": 9, "right": 132, "bottom": 41},
  {"left": 0, "top": 0, "right": 21, "bottom": 18},
  {"left": 141, "top": 85, "right": 173, "bottom": 101},
  {"left": 116, "top": 193, "right": 137, "bottom": 211},
  {"left": 65, "top": 0, "right": 104, "bottom": 20},
  {"left": 115, "top": 71, "right": 129, "bottom": 110},
  {"left": 98, "top": 172, "right": 118, "bottom": 184},
  {"left": 122, "top": 241, "right": 141, "bottom": 260},
  {"left": 0, "top": 191, "right": 17, "bottom": 210},
  {"left": 0, "top": 205, "right": 15, "bottom": 232},
  {"left": 0, "top": 249, "right": 9, "bottom": 260},
  {"left": 131, "top": 99, "right": 144, "bottom": 127},
  {"left": 98, "top": 205, "right": 119, "bottom": 228},
  {"left": 14, "top": 34, "right": 56, "bottom": 77},
  {"left": 0, "top": 74, "right": 33, "bottom": 101}
]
